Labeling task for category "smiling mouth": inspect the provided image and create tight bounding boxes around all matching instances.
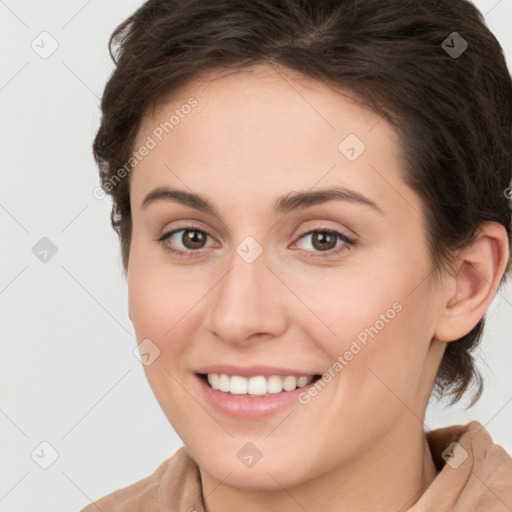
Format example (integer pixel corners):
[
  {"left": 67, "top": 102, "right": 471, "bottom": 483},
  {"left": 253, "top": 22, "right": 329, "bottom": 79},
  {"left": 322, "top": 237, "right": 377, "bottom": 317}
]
[{"left": 198, "top": 373, "right": 322, "bottom": 397}]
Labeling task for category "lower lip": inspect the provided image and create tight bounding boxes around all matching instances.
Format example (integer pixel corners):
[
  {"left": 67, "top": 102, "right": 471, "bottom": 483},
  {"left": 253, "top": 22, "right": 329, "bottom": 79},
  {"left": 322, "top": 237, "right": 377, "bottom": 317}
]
[{"left": 195, "top": 374, "right": 318, "bottom": 420}]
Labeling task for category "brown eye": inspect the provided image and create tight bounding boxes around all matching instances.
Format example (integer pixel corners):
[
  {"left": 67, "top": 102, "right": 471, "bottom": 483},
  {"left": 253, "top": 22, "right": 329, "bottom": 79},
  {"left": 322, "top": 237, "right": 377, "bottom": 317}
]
[
  {"left": 294, "top": 228, "right": 356, "bottom": 257},
  {"left": 310, "top": 231, "right": 337, "bottom": 251},
  {"left": 159, "top": 227, "right": 214, "bottom": 256},
  {"left": 181, "top": 229, "right": 207, "bottom": 249}
]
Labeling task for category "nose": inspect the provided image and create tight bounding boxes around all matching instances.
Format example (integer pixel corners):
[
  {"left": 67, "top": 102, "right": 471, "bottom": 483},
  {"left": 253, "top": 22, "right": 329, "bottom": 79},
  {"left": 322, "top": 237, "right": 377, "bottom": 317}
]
[{"left": 202, "top": 246, "right": 289, "bottom": 346}]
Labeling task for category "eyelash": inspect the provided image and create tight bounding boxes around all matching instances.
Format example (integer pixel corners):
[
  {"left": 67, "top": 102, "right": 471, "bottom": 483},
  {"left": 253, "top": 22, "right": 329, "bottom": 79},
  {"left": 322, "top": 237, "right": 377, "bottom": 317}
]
[{"left": 156, "top": 224, "right": 357, "bottom": 259}]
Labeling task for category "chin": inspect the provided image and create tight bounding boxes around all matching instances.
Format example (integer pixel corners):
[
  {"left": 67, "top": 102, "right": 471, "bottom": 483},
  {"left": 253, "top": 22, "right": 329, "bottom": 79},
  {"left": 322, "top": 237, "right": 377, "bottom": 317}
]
[{"left": 190, "top": 442, "right": 315, "bottom": 491}]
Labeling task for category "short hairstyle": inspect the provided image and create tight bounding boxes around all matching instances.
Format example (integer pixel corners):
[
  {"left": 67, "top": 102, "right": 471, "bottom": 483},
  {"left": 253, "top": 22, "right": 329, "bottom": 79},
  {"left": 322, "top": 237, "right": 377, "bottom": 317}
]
[{"left": 93, "top": 0, "right": 512, "bottom": 406}]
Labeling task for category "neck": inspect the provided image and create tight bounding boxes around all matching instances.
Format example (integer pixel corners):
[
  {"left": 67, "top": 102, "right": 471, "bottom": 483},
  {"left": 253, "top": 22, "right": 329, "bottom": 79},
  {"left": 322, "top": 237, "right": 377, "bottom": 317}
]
[{"left": 200, "top": 418, "right": 439, "bottom": 512}]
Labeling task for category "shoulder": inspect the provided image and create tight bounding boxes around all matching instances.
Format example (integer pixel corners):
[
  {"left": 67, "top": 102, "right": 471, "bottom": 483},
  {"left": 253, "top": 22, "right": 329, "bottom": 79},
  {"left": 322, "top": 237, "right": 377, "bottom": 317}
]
[
  {"left": 422, "top": 420, "right": 512, "bottom": 509},
  {"left": 80, "top": 446, "right": 201, "bottom": 512},
  {"left": 427, "top": 420, "right": 512, "bottom": 462}
]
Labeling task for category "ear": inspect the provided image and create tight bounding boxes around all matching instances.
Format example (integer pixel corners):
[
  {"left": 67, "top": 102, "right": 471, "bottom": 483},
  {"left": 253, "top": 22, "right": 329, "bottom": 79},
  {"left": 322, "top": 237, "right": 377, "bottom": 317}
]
[{"left": 434, "top": 221, "right": 510, "bottom": 343}]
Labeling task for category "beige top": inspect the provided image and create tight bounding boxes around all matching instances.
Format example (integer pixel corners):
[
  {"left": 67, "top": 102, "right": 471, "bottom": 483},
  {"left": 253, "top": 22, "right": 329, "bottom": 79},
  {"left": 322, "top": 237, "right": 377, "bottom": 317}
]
[{"left": 81, "top": 421, "right": 512, "bottom": 511}]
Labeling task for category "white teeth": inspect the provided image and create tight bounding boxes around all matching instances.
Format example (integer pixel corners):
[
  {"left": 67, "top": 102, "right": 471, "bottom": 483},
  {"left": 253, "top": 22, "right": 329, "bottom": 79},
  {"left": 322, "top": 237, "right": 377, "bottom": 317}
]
[
  {"left": 248, "top": 376, "right": 267, "bottom": 395},
  {"left": 207, "top": 373, "right": 220, "bottom": 390},
  {"left": 219, "top": 374, "right": 230, "bottom": 392},
  {"left": 230, "top": 376, "right": 248, "bottom": 394},
  {"left": 267, "top": 375, "right": 283, "bottom": 394},
  {"left": 204, "top": 373, "right": 315, "bottom": 396},
  {"left": 297, "top": 376, "right": 311, "bottom": 387},
  {"left": 282, "top": 376, "right": 297, "bottom": 391}
]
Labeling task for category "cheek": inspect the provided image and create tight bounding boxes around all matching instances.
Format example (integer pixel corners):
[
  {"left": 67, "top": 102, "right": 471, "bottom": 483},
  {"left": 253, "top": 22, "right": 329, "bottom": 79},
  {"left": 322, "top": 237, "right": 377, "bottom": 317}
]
[
  {"left": 127, "top": 252, "right": 201, "bottom": 433},
  {"left": 128, "top": 240, "right": 189, "bottom": 355},
  {"left": 128, "top": 269, "right": 195, "bottom": 350},
  {"left": 128, "top": 227, "right": 188, "bottom": 328},
  {"left": 301, "top": 264, "right": 434, "bottom": 400}
]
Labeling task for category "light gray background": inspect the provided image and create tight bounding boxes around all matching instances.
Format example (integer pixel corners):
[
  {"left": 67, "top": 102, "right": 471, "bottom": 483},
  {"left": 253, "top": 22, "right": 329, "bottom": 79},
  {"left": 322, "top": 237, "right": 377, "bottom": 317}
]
[{"left": 1, "top": 1, "right": 511, "bottom": 510}]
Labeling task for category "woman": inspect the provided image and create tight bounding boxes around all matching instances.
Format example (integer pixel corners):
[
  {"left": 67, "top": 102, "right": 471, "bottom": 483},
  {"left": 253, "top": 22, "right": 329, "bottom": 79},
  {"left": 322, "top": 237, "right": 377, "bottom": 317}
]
[{"left": 83, "top": 0, "right": 512, "bottom": 510}]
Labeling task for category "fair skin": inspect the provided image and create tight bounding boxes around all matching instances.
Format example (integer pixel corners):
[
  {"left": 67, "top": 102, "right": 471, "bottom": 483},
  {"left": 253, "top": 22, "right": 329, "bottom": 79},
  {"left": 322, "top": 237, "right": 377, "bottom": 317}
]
[{"left": 126, "top": 65, "right": 509, "bottom": 512}]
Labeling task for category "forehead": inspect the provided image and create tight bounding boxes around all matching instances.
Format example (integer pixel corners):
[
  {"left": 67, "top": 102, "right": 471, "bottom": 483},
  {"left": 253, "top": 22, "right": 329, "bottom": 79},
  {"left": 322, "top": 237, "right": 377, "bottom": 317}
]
[
  {"left": 137, "top": 64, "right": 389, "bottom": 149},
  {"left": 129, "top": 64, "right": 415, "bottom": 217}
]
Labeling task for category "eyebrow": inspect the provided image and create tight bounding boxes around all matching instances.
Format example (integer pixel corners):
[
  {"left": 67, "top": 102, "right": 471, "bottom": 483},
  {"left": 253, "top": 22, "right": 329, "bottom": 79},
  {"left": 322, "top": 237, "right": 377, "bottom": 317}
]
[{"left": 141, "top": 186, "right": 383, "bottom": 216}]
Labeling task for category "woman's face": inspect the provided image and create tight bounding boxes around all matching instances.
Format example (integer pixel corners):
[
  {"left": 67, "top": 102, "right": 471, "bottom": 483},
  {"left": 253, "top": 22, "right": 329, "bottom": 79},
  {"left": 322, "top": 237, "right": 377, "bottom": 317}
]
[{"left": 127, "top": 65, "right": 447, "bottom": 490}]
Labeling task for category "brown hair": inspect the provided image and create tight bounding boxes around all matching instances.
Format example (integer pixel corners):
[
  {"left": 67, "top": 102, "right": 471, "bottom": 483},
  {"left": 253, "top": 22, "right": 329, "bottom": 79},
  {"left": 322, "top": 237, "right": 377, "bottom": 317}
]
[{"left": 93, "top": 0, "right": 512, "bottom": 406}]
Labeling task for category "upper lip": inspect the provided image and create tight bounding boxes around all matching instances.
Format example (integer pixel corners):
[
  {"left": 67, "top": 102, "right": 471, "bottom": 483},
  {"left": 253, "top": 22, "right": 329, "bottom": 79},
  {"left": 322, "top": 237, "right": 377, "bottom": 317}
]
[{"left": 195, "top": 364, "right": 319, "bottom": 378}]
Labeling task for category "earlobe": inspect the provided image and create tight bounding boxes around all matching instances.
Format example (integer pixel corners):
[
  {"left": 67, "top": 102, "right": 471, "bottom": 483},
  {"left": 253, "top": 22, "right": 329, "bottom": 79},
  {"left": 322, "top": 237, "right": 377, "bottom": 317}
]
[{"left": 434, "top": 221, "right": 509, "bottom": 343}]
